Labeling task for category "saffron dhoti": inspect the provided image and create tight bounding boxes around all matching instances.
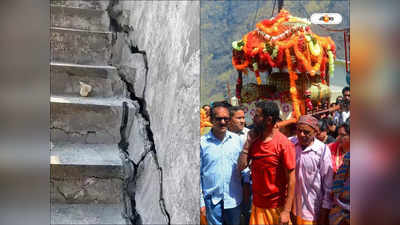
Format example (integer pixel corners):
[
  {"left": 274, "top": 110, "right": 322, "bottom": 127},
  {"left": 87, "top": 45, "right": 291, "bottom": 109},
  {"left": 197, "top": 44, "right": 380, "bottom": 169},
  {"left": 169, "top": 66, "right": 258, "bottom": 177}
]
[{"left": 249, "top": 204, "right": 292, "bottom": 225}]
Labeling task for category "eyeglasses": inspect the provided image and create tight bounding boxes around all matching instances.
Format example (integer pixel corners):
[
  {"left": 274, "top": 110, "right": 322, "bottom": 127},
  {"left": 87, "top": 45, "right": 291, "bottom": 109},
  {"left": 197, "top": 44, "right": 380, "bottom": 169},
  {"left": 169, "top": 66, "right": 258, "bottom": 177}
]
[{"left": 214, "top": 117, "right": 230, "bottom": 122}]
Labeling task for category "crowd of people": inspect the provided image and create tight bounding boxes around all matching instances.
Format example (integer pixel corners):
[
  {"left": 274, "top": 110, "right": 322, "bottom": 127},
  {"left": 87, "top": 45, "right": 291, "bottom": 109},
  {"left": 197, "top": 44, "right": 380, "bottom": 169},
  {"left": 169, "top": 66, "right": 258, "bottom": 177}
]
[{"left": 200, "top": 86, "right": 350, "bottom": 225}]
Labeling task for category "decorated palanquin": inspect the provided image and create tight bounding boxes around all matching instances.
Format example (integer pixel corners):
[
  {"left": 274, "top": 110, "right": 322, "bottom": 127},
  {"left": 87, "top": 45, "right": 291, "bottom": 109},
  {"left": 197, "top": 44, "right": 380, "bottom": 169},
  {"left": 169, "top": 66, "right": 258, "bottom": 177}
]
[{"left": 232, "top": 9, "right": 336, "bottom": 122}]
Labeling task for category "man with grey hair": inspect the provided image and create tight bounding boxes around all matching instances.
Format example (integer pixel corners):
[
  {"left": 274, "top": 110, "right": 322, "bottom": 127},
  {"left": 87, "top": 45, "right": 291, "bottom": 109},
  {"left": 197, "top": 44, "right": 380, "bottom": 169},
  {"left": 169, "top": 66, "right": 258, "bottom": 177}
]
[{"left": 290, "top": 115, "right": 333, "bottom": 225}]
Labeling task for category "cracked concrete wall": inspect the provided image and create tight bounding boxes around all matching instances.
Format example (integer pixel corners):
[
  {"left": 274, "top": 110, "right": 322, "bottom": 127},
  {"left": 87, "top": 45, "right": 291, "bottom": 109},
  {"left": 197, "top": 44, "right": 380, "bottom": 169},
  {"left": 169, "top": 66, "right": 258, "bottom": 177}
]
[{"left": 109, "top": 1, "right": 200, "bottom": 224}]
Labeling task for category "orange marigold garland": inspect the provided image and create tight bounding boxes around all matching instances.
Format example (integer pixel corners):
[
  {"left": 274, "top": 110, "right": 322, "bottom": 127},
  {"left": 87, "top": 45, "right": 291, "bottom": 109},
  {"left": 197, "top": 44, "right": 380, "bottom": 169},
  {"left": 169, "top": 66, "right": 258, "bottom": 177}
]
[
  {"left": 320, "top": 56, "right": 328, "bottom": 84},
  {"left": 231, "top": 9, "right": 336, "bottom": 119},
  {"left": 285, "top": 48, "right": 301, "bottom": 119},
  {"left": 232, "top": 55, "right": 249, "bottom": 71},
  {"left": 232, "top": 9, "right": 335, "bottom": 81},
  {"left": 259, "top": 49, "right": 276, "bottom": 68},
  {"left": 253, "top": 62, "right": 262, "bottom": 85},
  {"left": 274, "top": 47, "right": 284, "bottom": 67}
]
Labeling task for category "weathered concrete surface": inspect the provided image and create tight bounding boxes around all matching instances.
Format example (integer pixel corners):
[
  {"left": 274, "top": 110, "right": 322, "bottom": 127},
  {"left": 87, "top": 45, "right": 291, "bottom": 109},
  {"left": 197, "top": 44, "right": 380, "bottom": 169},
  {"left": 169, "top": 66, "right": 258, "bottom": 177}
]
[
  {"left": 50, "top": 0, "right": 130, "bottom": 224},
  {"left": 134, "top": 153, "right": 167, "bottom": 224},
  {"left": 50, "top": 143, "right": 122, "bottom": 204},
  {"left": 111, "top": 1, "right": 200, "bottom": 224},
  {"left": 50, "top": 143, "right": 122, "bottom": 166},
  {"left": 124, "top": 105, "right": 149, "bottom": 165},
  {"left": 50, "top": 27, "right": 112, "bottom": 65},
  {"left": 50, "top": 96, "right": 128, "bottom": 144},
  {"left": 51, "top": 5, "right": 109, "bottom": 31},
  {"left": 51, "top": 177, "right": 122, "bottom": 204},
  {"left": 51, "top": 164, "right": 122, "bottom": 179},
  {"left": 50, "top": 63, "right": 125, "bottom": 97},
  {"left": 51, "top": 0, "right": 109, "bottom": 10},
  {"left": 117, "top": 55, "right": 147, "bottom": 99},
  {"left": 51, "top": 203, "right": 125, "bottom": 224}
]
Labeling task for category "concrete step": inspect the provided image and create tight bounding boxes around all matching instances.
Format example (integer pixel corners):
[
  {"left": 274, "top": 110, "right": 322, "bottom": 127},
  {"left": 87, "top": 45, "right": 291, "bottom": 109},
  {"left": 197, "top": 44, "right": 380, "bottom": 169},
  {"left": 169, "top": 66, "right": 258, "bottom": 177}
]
[
  {"left": 50, "top": 143, "right": 122, "bottom": 204},
  {"left": 51, "top": 203, "right": 125, "bottom": 224},
  {"left": 51, "top": 62, "right": 125, "bottom": 98},
  {"left": 50, "top": 27, "right": 112, "bottom": 65},
  {"left": 51, "top": 5, "right": 110, "bottom": 32},
  {"left": 51, "top": 0, "right": 109, "bottom": 11},
  {"left": 50, "top": 95, "right": 130, "bottom": 144},
  {"left": 50, "top": 143, "right": 122, "bottom": 166}
]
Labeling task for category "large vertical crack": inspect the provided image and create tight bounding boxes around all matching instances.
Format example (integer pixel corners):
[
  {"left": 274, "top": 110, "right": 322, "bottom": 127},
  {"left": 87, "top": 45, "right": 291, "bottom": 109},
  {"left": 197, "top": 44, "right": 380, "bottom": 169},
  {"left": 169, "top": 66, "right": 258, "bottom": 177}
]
[
  {"left": 117, "top": 61, "right": 171, "bottom": 225},
  {"left": 108, "top": 1, "right": 171, "bottom": 224},
  {"left": 119, "top": 102, "right": 142, "bottom": 225}
]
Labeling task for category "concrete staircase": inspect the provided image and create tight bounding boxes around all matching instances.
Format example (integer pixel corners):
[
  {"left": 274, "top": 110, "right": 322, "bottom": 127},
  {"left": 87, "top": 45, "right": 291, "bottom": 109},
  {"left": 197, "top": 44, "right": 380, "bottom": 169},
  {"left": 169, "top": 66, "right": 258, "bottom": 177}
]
[{"left": 50, "top": 1, "right": 127, "bottom": 224}]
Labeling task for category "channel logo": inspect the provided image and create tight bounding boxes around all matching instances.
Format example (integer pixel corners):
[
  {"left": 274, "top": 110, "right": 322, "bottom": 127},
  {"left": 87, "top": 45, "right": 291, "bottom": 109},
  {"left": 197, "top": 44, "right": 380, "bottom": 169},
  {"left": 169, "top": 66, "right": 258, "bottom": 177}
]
[{"left": 310, "top": 13, "right": 342, "bottom": 25}]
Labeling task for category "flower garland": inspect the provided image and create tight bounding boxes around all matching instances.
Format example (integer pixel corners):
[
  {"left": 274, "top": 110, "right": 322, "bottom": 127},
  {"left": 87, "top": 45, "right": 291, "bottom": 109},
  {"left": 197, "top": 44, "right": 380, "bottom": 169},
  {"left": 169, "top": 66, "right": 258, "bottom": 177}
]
[
  {"left": 260, "top": 10, "right": 289, "bottom": 26},
  {"left": 257, "top": 13, "right": 289, "bottom": 36},
  {"left": 327, "top": 50, "right": 335, "bottom": 77},
  {"left": 232, "top": 9, "right": 336, "bottom": 81},
  {"left": 231, "top": 9, "right": 337, "bottom": 119},
  {"left": 232, "top": 55, "right": 249, "bottom": 70},
  {"left": 320, "top": 56, "right": 328, "bottom": 84},
  {"left": 259, "top": 48, "right": 277, "bottom": 67},
  {"left": 285, "top": 48, "right": 301, "bottom": 119},
  {"left": 252, "top": 62, "right": 262, "bottom": 85}
]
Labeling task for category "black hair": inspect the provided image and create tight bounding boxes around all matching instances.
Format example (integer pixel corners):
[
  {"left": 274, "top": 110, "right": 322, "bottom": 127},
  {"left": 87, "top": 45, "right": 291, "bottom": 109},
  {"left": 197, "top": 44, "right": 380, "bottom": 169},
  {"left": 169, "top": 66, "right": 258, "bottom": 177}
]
[
  {"left": 202, "top": 104, "right": 210, "bottom": 109},
  {"left": 342, "top": 86, "right": 350, "bottom": 95},
  {"left": 325, "top": 117, "right": 336, "bottom": 127},
  {"left": 229, "top": 106, "right": 245, "bottom": 117},
  {"left": 255, "top": 101, "right": 280, "bottom": 124},
  {"left": 317, "top": 119, "right": 329, "bottom": 132},
  {"left": 339, "top": 118, "right": 350, "bottom": 134},
  {"left": 336, "top": 96, "right": 343, "bottom": 104},
  {"left": 210, "top": 101, "right": 231, "bottom": 121}
]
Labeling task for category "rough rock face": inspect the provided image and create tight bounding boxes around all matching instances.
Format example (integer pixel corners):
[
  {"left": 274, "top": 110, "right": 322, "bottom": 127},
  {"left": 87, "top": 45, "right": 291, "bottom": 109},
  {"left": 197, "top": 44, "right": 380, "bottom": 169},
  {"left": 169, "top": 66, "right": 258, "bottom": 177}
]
[{"left": 109, "top": 1, "right": 200, "bottom": 224}]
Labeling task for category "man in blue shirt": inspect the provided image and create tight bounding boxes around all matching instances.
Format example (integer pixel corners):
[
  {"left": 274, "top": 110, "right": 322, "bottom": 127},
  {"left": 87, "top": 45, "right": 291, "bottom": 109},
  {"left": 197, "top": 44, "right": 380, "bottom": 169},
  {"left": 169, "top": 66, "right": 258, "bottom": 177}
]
[{"left": 201, "top": 101, "right": 244, "bottom": 225}]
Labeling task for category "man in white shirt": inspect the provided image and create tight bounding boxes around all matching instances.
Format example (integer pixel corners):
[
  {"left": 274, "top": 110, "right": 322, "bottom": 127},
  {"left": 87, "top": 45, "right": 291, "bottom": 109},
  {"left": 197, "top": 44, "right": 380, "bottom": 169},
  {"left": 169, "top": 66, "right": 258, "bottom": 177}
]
[
  {"left": 228, "top": 106, "right": 249, "bottom": 141},
  {"left": 334, "top": 87, "right": 350, "bottom": 126},
  {"left": 228, "top": 106, "right": 251, "bottom": 224}
]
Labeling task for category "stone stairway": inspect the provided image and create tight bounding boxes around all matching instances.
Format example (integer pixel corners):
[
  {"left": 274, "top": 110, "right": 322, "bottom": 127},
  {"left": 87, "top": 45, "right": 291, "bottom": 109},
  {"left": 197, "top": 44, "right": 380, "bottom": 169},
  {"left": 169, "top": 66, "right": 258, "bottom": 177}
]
[{"left": 50, "top": 1, "right": 127, "bottom": 224}]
